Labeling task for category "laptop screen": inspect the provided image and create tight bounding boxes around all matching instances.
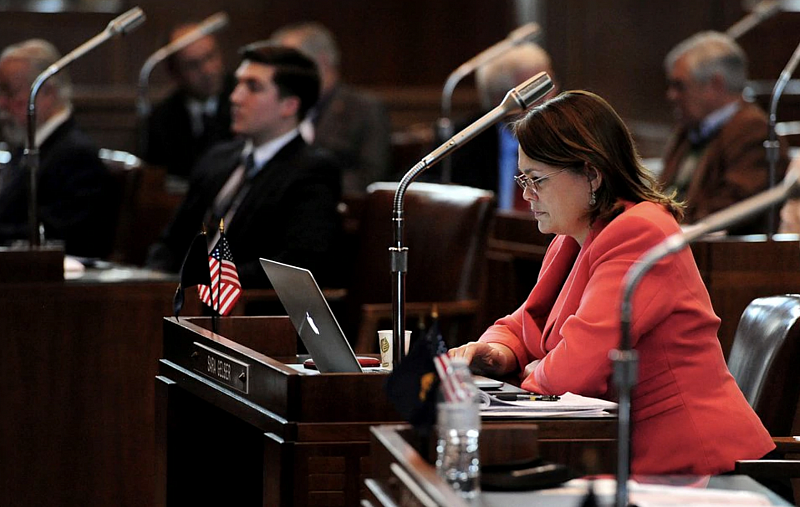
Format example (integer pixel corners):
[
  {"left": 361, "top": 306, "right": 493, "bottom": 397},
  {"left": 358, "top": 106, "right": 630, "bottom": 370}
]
[{"left": 259, "top": 258, "right": 362, "bottom": 373}]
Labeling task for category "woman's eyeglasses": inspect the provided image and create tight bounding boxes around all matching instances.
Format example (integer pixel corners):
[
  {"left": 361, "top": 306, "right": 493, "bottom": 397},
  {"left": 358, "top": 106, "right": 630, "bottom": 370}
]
[{"left": 514, "top": 168, "right": 570, "bottom": 193}]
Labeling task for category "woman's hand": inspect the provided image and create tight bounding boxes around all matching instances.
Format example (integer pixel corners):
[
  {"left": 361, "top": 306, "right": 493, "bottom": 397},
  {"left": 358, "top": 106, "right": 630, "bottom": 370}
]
[
  {"left": 522, "top": 359, "right": 541, "bottom": 379},
  {"left": 448, "top": 341, "right": 517, "bottom": 376}
]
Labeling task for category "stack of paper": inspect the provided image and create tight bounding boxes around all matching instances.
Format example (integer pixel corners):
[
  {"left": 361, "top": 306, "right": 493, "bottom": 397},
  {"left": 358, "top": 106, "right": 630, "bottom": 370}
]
[{"left": 479, "top": 391, "right": 617, "bottom": 418}]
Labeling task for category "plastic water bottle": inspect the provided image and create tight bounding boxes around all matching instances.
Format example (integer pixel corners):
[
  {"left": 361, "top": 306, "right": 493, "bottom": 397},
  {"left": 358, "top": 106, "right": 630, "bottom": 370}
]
[{"left": 435, "top": 358, "right": 481, "bottom": 499}]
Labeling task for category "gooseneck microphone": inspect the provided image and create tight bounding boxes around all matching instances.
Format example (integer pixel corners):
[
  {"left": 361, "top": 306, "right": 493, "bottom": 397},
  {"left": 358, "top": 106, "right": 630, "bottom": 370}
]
[
  {"left": 726, "top": 0, "right": 780, "bottom": 40},
  {"left": 613, "top": 170, "right": 800, "bottom": 507},
  {"left": 765, "top": 37, "right": 800, "bottom": 235},
  {"left": 25, "top": 6, "right": 146, "bottom": 248},
  {"left": 390, "top": 72, "right": 554, "bottom": 368},
  {"left": 136, "top": 11, "right": 229, "bottom": 119},
  {"left": 438, "top": 23, "right": 540, "bottom": 183}
]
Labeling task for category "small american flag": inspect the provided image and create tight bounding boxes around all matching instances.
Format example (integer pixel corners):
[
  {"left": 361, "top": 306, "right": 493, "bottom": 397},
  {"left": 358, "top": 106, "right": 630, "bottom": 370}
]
[{"left": 198, "top": 232, "right": 241, "bottom": 315}]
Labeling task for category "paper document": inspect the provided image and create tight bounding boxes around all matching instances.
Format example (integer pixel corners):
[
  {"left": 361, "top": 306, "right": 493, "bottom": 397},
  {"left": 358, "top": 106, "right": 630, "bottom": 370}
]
[
  {"left": 539, "top": 478, "right": 772, "bottom": 506},
  {"left": 479, "top": 391, "right": 617, "bottom": 418}
]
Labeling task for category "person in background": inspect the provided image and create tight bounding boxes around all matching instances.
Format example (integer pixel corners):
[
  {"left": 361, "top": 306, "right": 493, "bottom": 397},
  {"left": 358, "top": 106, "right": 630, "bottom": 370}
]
[
  {"left": 144, "top": 22, "right": 236, "bottom": 181},
  {"left": 146, "top": 44, "right": 342, "bottom": 288},
  {"left": 449, "top": 90, "right": 774, "bottom": 475},
  {"left": 660, "top": 31, "right": 788, "bottom": 234},
  {"left": 269, "top": 22, "right": 392, "bottom": 196},
  {"left": 429, "top": 43, "right": 557, "bottom": 211},
  {"left": 0, "top": 39, "right": 112, "bottom": 258}
]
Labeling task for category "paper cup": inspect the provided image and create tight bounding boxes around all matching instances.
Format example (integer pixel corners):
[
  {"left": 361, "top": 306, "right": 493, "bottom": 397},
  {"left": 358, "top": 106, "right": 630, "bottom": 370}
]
[{"left": 377, "top": 329, "right": 412, "bottom": 369}]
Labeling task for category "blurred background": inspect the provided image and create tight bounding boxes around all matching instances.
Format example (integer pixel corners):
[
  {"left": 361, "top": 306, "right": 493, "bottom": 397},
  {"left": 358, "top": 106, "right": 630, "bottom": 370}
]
[{"left": 2, "top": 0, "right": 798, "bottom": 166}]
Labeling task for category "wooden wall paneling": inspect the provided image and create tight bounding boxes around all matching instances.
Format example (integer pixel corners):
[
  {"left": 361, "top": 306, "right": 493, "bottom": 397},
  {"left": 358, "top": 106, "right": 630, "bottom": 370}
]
[
  {"left": 6, "top": 1, "right": 800, "bottom": 157},
  {"left": 543, "top": 0, "right": 740, "bottom": 123},
  {"left": 0, "top": 1, "right": 515, "bottom": 160},
  {"left": 540, "top": 0, "right": 751, "bottom": 157}
]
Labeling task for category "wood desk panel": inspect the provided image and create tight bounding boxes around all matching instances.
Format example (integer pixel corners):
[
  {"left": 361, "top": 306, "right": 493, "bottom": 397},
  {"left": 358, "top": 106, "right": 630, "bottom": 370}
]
[
  {"left": 0, "top": 275, "right": 186, "bottom": 507},
  {"left": 156, "top": 318, "right": 617, "bottom": 506},
  {"left": 366, "top": 423, "right": 616, "bottom": 507},
  {"left": 157, "top": 317, "right": 403, "bottom": 506}
]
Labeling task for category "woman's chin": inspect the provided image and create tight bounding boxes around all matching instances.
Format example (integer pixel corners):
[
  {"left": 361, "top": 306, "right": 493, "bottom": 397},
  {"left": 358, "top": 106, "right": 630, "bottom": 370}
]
[{"left": 536, "top": 219, "right": 552, "bottom": 235}]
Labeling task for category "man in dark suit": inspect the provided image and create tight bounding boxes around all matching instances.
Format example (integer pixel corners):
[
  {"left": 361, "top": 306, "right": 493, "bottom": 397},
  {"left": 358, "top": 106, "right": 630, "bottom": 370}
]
[
  {"left": 269, "top": 22, "right": 392, "bottom": 196},
  {"left": 144, "top": 23, "right": 235, "bottom": 181},
  {"left": 661, "top": 31, "right": 789, "bottom": 234},
  {"left": 0, "top": 39, "right": 113, "bottom": 258},
  {"left": 428, "top": 43, "right": 557, "bottom": 211},
  {"left": 146, "top": 44, "right": 342, "bottom": 288}
]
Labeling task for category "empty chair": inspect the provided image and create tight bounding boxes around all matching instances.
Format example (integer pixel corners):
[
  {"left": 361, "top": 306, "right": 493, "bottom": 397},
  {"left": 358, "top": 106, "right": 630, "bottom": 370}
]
[
  {"left": 346, "top": 181, "right": 495, "bottom": 353},
  {"left": 727, "top": 294, "right": 800, "bottom": 437},
  {"left": 729, "top": 295, "right": 800, "bottom": 505}
]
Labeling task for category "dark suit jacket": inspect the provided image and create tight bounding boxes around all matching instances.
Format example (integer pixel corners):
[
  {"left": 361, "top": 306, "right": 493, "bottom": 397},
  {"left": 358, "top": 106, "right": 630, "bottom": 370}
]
[
  {"left": 314, "top": 84, "right": 392, "bottom": 195},
  {"left": 660, "top": 101, "right": 789, "bottom": 234},
  {"left": 144, "top": 74, "right": 236, "bottom": 179},
  {"left": 146, "top": 135, "right": 343, "bottom": 288},
  {"left": 0, "top": 116, "right": 113, "bottom": 257}
]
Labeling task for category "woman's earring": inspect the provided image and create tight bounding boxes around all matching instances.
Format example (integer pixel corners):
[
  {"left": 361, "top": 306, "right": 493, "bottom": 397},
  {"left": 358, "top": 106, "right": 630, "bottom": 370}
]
[{"left": 589, "top": 190, "right": 597, "bottom": 206}]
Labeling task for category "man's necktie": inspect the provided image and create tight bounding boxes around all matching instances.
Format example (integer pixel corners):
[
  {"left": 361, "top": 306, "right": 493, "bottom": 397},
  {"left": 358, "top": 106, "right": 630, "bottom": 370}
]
[{"left": 208, "top": 152, "right": 256, "bottom": 228}]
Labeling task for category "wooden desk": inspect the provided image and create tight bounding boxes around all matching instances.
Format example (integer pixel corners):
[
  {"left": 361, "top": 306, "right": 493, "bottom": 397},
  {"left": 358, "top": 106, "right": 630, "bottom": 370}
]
[
  {"left": 155, "top": 317, "right": 617, "bottom": 507},
  {"left": 0, "top": 261, "right": 197, "bottom": 507},
  {"left": 156, "top": 316, "right": 402, "bottom": 507},
  {"left": 364, "top": 425, "right": 792, "bottom": 507},
  {"left": 0, "top": 245, "right": 64, "bottom": 281}
]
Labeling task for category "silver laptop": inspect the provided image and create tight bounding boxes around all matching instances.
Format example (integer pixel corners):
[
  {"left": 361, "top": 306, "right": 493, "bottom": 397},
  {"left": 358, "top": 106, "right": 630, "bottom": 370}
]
[{"left": 259, "top": 258, "right": 362, "bottom": 373}]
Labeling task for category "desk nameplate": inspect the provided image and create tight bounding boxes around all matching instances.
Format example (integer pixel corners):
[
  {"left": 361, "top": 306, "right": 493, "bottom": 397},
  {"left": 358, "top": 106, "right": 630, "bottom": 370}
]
[{"left": 192, "top": 342, "right": 249, "bottom": 394}]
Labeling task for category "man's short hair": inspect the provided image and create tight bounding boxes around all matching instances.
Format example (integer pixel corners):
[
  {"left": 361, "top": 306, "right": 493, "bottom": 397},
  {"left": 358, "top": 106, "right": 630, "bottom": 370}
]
[
  {"left": 270, "top": 22, "right": 340, "bottom": 70},
  {"left": 238, "top": 43, "right": 320, "bottom": 119},
  {"left": 0, "top": 39, "right": 72, "bottom": 102},
  {"left": 664, "top": 31, "right": 748, "bottom": 93}
]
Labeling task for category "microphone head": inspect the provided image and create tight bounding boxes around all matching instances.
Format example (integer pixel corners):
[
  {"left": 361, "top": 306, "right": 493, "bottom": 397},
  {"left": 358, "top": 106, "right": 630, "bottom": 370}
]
[
  {"left": 501, "top": 71, "right": 554, "bottom": 113},
  {"left": 199, "top": 12, "right": 230, "bottom": 35},
  {"left": 107, "top": 7, "right": 146, "bottom": 36}
]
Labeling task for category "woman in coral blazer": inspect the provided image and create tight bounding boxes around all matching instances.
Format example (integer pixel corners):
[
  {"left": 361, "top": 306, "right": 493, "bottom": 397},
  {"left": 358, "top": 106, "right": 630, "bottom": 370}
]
[{"left": 450, "top": 90, "right": 774, "bottom": 475}]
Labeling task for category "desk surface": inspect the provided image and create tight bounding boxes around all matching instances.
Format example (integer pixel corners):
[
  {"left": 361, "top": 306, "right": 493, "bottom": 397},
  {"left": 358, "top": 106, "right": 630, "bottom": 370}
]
[
  {"left": 366, "top": 424, "right": 790, "bottom": 507},
  {"left": 478, "top": 475, "right": 790, "bottom": 506},
  {"left": 64, "top": 261, "right": 178, "bottom": 283}
]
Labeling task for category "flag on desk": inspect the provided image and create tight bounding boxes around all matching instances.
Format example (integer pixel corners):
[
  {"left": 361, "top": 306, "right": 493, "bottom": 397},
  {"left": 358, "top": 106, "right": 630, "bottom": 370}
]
[
  {"left": 385, "top": 316, "right": 448, "bottom": 428},
  {"left": 198, "top": 230, "right": 241, "bottom": 316},
  {"left": 173, "top": 230, "right": 212, "bottom": 317}
]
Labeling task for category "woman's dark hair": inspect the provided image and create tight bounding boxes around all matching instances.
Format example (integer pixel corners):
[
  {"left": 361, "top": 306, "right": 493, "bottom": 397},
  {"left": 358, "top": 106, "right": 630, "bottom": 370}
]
[
  {"left": 513, "top": 90, "right": 683, "bottom": 223},
  {"left": 238, "top": 42, "right": 320, "bottom": 119}
]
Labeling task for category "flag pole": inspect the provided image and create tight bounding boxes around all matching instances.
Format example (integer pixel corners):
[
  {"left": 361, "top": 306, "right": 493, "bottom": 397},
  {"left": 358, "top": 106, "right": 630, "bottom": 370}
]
[{"left": 212, "top": 219, "right": 225, "bottom": 333}]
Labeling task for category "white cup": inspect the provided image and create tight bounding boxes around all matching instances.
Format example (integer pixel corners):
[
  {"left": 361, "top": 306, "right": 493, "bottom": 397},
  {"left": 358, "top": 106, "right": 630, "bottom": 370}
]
[{"left": 377, "top": 329, "right": 412, "bottom": 369}]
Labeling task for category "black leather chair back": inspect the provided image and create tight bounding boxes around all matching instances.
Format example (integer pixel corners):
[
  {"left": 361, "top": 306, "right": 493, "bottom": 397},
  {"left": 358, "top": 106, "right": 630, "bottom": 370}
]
[
  {"left": 728, "top": 294, "right": 800, "bottom": 436},
  {"left": 344, "top": 181, "right": 495, "bottom": 348}
]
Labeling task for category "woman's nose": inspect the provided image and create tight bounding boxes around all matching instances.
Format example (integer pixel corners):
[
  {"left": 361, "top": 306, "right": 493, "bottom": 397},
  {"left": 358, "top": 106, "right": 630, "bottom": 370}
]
[{"left": 523, "top": 186, "right": 538, "bottom": 202}]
